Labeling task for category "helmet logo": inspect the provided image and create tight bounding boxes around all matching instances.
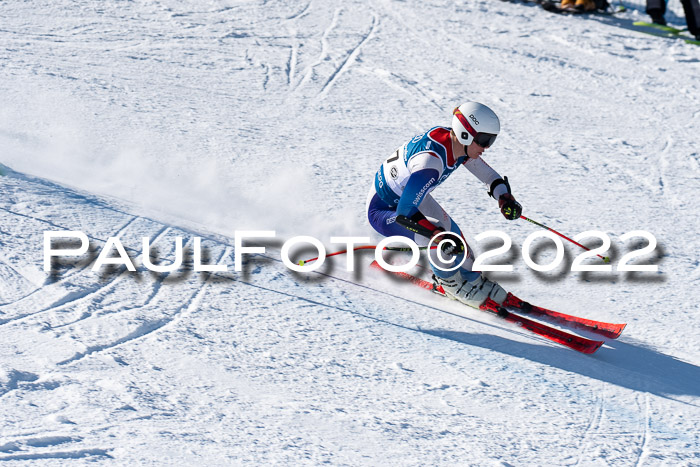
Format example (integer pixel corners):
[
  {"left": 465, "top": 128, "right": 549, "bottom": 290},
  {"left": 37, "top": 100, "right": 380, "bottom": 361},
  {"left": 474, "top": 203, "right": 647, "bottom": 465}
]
[
  {"left": 469, "top": 114, "right": 479, "bottom": 126},
  {"left": 461, "top": 132, "right": 469, "bottom": 140},
  {"left": 390, "top": 166, "right": 398, "bottom": 179}
]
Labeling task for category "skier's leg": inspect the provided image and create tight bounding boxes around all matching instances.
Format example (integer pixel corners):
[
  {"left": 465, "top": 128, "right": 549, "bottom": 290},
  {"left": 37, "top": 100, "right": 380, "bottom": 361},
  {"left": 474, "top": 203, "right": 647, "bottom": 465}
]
[
  {"left": 367, "top": 185, "right": 507, "bottom": 308},
  {"left": 366, "top": 184, "right": 417, "bottom": 238},
  {"left": 417, "top": 195, "right": 508, "bottom": 308},
  {"left": 680, "top": 0, "right": 700, "bottom": 37},
  {"left": 409, "top": 194, "right": 476, "bottom": 279},
  {"left": 367, "top": 186, "right": 474, "bottom": 274},
  {"left": 646, "top": 0, "right": 667, "bottom": 24}
]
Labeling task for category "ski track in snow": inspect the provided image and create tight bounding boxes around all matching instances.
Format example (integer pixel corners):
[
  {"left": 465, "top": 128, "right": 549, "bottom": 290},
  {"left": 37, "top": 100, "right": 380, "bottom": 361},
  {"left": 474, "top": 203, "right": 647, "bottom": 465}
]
[
  {"left": 574, "top": 394, "right": 605, "bottom": 467},
  {"left": 0, "top": 172, "right": 698, "bottom": 463},
  {"left": 635, "top": 392, "right": 653, "bottom": 467},
  {"left": 0, "top": 0, "right": 699, "bottom": 464},
  {"left": 316, "top": 13, "right": 377, "bottom": 100}
]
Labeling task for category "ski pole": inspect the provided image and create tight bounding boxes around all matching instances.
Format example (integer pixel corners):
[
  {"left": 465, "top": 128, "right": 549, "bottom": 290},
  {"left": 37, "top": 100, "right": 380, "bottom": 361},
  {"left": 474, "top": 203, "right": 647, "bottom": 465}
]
[
  {"left": 298, "top": 244, "right": 436, "bottom": 266},
  {"left": 520, "top": 215, "right": 611, "bottom": 263}
]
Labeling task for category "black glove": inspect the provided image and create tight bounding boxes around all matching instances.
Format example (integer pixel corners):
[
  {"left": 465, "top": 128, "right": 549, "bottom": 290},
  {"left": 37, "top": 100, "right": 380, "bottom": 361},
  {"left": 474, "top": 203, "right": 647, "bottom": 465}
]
[
  {"left": 435, "top": 231, "right": 466, "bottom": 256},
  {"left": 499, "top": 193, "right": 522, "bottom": 220}
]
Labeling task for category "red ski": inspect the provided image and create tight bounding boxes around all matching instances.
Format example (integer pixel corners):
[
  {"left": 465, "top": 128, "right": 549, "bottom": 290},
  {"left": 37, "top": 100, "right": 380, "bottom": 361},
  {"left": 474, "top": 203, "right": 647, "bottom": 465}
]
[
  {"left": 480, "top": 297, "right": 604, "bottom": 354},
  {"left": 370, "top": 261, "right": 605, "bottom": 354},
  {"left": 502, "top": 294, "right": 626, "bottom": 339}
]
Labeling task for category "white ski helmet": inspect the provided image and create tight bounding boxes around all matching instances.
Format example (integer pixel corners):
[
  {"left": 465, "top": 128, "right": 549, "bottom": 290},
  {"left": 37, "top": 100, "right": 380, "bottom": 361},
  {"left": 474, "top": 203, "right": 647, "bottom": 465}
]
[{"left": 452, "top": 102, "right": 500, "bottom": 148}]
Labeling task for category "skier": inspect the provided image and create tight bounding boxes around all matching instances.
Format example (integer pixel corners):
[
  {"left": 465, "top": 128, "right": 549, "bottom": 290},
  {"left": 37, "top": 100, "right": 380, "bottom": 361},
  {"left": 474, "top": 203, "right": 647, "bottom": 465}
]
[
  {"left": 559, "top": 0, "right": 596, "bottom": 12},
  {"left": 646, "top": 0, "right": 700, "bottom": 40},
  {"left": 366, "top": 102, "right": 522, "bottom": 309}
]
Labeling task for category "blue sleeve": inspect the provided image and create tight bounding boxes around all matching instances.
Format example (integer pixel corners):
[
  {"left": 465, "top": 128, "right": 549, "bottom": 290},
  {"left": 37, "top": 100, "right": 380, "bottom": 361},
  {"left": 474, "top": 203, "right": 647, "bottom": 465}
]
[{"left": 396, "top": 168, "right": 440, "bottom": 217}]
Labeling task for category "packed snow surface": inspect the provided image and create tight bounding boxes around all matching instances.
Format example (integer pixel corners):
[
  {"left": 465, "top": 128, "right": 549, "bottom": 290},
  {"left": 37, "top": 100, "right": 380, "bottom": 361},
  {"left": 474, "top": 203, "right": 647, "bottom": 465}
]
[{"left": 1, "top": 0, "right": 699, "bottom": 464}]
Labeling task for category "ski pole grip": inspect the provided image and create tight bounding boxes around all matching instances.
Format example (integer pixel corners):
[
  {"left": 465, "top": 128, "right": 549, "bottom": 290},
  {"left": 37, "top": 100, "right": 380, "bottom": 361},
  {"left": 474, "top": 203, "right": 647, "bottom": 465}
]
[{"left": 396, "top": 215, "right": 439, "bottom": 239}]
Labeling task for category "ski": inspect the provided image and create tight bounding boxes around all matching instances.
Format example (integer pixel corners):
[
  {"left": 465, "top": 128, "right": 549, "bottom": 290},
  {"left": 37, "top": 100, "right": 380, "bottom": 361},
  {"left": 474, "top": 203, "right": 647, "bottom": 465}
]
[
  {"left": 370, "top": 261, "right": 604, "bottom": 354},
  {"left": 370, "top": 261, "right": 625, "bottom": 338},
  {"left": 501, "top": 294, "right": 626, "bottom": 339},
  {"left": 633, "top": 21, "right": 687, "bottom": 35},
  {"left": 481, "top": 297, "right": 604, "bottom": 354},
  {"left": 631, "top": 21, "right": 700, "bottom": 45}
]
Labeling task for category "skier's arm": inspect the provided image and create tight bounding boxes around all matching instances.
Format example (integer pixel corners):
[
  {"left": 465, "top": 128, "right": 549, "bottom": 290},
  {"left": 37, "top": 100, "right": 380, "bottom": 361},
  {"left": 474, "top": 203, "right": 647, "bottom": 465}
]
[
  {"left": 395, "top": 168, "right": 442, "bottom": 236},
  {"left": 394, "top": 169, "right": 464, "bottom": 253},
  {"left": 463, "top": 156, "right": 509, "bottom": 199},
  {"left": 463, "top": 157, "right": 522, "bottom": 220}
]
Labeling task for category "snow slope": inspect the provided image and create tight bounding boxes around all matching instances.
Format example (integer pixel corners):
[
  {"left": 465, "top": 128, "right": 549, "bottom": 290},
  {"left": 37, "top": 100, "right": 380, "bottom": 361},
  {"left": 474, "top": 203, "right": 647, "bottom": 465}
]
[{"left": 1, "top": 0, "right": 699, "bottom": 464}]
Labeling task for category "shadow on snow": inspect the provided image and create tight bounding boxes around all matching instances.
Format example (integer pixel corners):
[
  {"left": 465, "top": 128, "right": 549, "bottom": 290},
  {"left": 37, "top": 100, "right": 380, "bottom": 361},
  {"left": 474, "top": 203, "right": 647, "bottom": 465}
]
[{"left": 422, "top": 326, "right": 700, "bottom": 404}]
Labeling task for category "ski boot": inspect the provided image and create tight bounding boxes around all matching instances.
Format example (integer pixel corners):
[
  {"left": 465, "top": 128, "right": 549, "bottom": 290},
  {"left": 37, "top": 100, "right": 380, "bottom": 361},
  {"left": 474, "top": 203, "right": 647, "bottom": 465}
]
[
  {"left": 435, "top": 270, "right": 508, "bottom": 309},
  {"left": 647, "top": 9, "right": 667, "bottom": 26}
]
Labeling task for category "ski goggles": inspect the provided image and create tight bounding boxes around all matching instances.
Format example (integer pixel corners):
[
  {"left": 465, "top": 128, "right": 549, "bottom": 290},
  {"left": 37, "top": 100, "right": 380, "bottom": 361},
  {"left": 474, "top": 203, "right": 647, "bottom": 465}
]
[{"left": 453, "top": 108, "right": 498, "bottom": 148}]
